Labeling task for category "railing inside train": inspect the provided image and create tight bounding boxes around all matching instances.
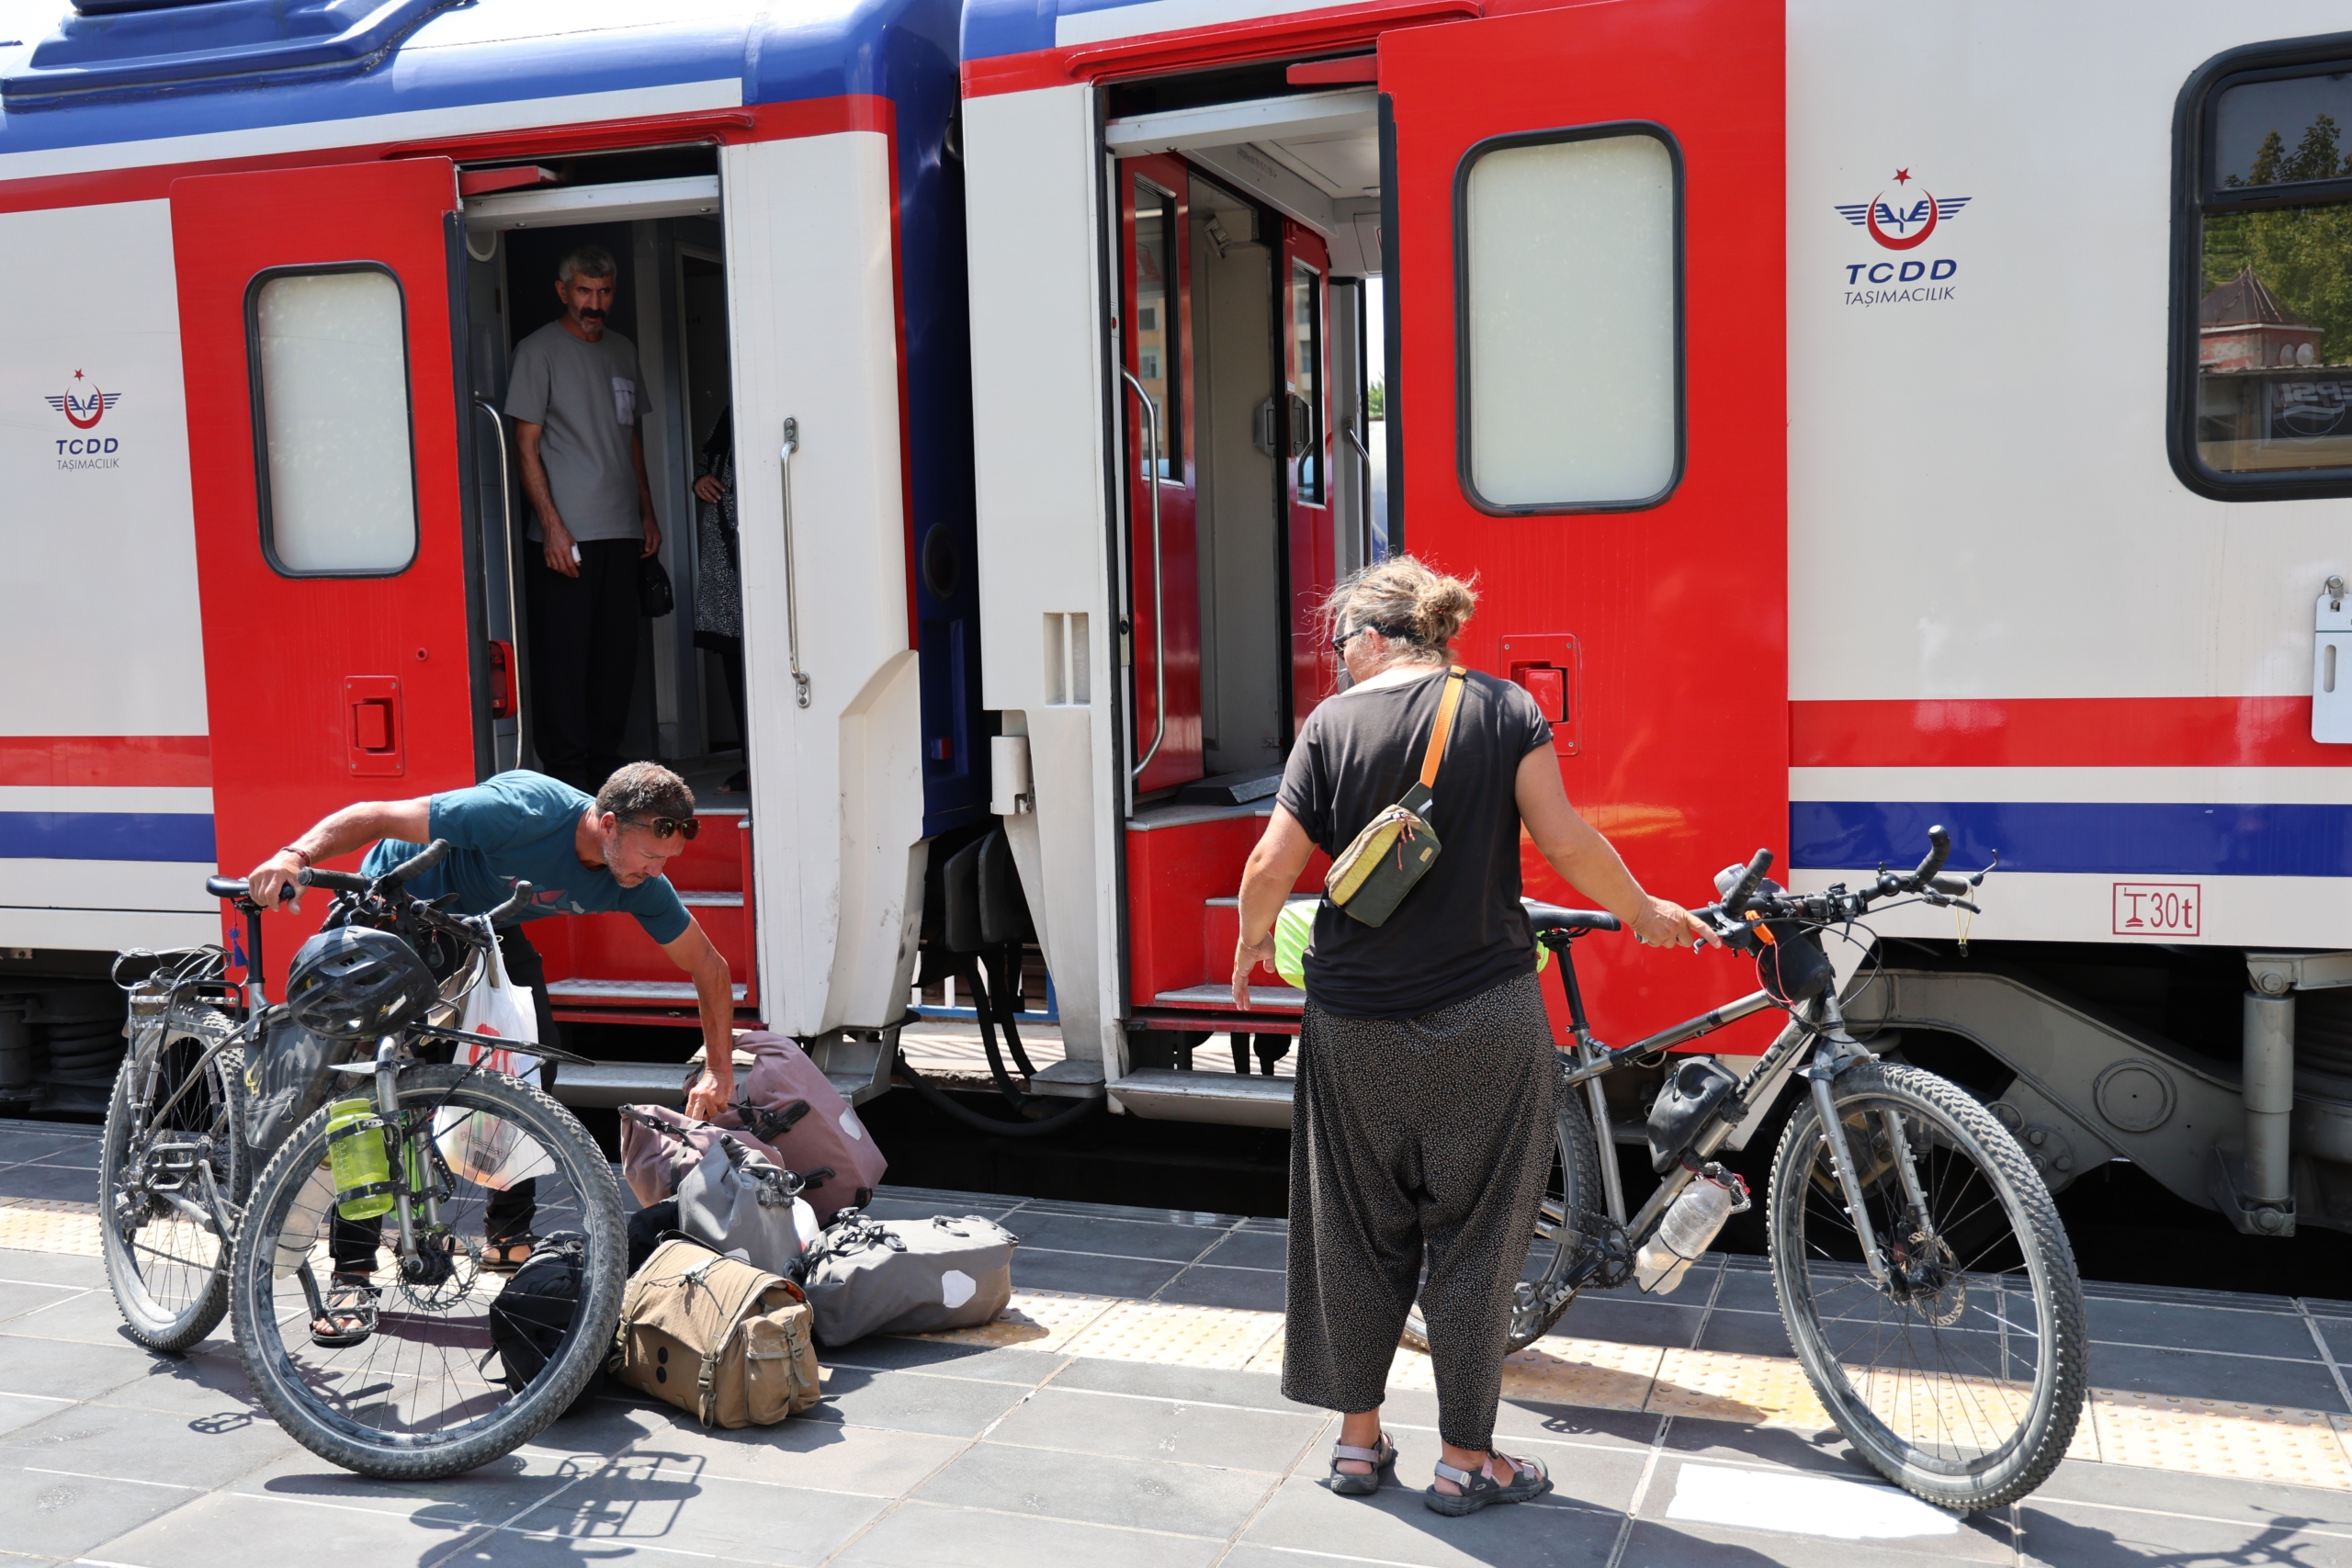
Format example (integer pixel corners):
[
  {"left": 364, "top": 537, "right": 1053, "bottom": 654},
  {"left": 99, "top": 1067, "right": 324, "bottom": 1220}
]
[
  {"left": 910, "top": 971, "right": 1060, "bottom": 1025},
  {"left": 779, "top": 416, "right": 809, "bottom": 709},
  {"left": 473, "top": 394, "right": 522, "bottom": 743},
  {"left": 1119, "top": 366, "right": 1167, "bottom": 779}
]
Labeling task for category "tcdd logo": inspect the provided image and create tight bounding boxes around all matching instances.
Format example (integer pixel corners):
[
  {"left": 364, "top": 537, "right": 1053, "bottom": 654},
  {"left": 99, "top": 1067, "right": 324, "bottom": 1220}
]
[
  {"left": 1834, "top": 167, "right": 1972, "bottom": 250},
  {"left": 44, "top": 367, "right": 120, "bottom": 430}
]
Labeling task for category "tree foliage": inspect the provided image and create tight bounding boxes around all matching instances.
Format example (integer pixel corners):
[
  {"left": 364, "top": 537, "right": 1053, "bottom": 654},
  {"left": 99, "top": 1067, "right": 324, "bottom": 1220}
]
[{"left": 2209, "top": 113, "right": 2352, "bottom": 364}]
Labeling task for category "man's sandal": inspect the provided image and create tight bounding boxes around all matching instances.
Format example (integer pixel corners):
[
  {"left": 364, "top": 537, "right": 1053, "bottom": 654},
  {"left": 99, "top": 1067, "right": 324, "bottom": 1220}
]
[
  {"left": 1425, "top": 1452, "right": 1552, "bottom": 1516},
  {"left": 480, "top": 1238, "right": 535, "bottom": 1274},
  {"left": 1328, "top": 1432, "right": 1398, "bottom": 1496},
  {"left": 310, "top": 1277, "right": 379, "bottom": 1348}
]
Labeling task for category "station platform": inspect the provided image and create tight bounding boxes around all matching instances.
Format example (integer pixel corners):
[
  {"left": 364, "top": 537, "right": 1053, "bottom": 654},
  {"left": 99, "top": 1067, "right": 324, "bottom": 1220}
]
[{"left": 4, "top": 1116, "right": 2352, "bottom": 1567}]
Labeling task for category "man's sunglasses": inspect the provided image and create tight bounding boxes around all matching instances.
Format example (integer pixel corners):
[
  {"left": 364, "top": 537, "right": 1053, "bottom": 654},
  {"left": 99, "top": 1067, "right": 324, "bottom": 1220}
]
[{"left": 619, "top": 815, "right": 699, "bottom": 841}]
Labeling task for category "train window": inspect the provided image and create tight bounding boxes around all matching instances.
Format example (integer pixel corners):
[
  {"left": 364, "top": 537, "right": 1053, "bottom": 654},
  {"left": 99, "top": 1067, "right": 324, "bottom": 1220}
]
[
  {"left": 1132, "top": 177, "right": 1182, "bottom": 477},
  {"left": 2176, "top": 45, "right": 2352, "bottom": 499},
  {"left": 1292, "top": 261, "right": 1324, "bottom": 502},
  {"left": 247, "top": 265, "right": 419, "bottom": 574},
  {"left": 1454, "top": 124, "right": 1682, "bottom": 513}
]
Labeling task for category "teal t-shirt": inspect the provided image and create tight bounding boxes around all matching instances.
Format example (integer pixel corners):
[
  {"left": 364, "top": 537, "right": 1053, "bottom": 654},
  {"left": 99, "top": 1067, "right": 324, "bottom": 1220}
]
[{"left": 362, "top": 771, "right": 690, "bottom": 944}]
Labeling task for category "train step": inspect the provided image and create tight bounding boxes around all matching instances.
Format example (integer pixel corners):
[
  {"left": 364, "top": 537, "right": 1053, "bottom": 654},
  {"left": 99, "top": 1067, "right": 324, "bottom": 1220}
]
[{"left": 1112, "top": 1067, "right": 1292, "bottom": 1128}]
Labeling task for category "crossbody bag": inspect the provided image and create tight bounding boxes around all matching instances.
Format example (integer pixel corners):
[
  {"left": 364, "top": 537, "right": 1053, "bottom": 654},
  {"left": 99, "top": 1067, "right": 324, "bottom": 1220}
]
[{"left": 1321, "top": 665, "right": 1467, "bottom": 928}]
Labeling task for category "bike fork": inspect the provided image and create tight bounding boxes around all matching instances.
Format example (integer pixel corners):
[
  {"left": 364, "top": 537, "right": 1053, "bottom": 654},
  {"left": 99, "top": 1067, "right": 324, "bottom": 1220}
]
[{"left": 1804, "top": 1069, "right": 1889, "bottom": 1286}]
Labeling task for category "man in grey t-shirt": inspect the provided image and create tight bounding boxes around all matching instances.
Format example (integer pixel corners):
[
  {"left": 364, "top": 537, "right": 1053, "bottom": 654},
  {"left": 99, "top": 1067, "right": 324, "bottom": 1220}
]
[{"left": 507, "top": 244, "right": 662, "bottom": 792}]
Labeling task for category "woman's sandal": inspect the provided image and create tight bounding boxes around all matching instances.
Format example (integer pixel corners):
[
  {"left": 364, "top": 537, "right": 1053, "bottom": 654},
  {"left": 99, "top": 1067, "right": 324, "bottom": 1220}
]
[
  {"left": 1327, "top": 1432, "right": 1398, "bottom": 1496},
  {"left": 1424, "top": 1452, "right": 1553, "bottom": 1516},
  {"left": 310, "top": 1277, "right": 379, "bottom": 1348},
  {"left": 480, "top": 1238, "right": 536, "bottom": 1274}
]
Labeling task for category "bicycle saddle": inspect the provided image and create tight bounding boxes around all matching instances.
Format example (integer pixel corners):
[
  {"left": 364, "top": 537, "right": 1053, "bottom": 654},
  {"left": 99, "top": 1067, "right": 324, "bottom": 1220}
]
[{"left": 1521, "top": 899, "right": 1620, "bottom": 933}]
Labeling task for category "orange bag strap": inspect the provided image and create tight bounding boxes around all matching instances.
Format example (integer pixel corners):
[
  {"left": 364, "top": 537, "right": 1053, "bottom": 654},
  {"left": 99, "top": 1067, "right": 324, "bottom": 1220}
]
[{"left": 1417, "top": 667, "right": 1469, "bottom": 792}]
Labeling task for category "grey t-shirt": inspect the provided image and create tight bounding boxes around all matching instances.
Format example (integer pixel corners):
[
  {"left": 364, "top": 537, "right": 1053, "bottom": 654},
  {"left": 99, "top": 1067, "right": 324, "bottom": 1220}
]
[
  {"left": 506, "top": 321, "right": 644, "bottom": 543},
  {"left": 1276, "top": 667, "right": 1556, "bottom": 1018}
]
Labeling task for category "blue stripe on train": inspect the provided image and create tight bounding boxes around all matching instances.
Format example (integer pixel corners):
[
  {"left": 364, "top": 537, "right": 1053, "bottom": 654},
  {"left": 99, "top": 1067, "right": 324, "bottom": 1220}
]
[
  {"left": 0, "top": 812, "right": 217, "bottom": 863},
  {"left": 1792, "top": 801, "right": 2352, "bottom": 879}
]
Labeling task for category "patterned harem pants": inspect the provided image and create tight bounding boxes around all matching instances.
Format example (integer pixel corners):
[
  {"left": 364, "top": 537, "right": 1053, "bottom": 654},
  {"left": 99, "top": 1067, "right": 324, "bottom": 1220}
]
[{"left": 1282, "top": 969, "right": 1560, "bottom": 1451}]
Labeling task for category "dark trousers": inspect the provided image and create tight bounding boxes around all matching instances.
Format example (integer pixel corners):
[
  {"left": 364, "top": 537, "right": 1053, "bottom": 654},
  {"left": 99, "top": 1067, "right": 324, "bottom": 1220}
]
[
  {"left": 332, "top": 928, "right": 564, "bottom": 1278},
  {"left": 526, "top": 536, "right": 640, "bottom": 794}
]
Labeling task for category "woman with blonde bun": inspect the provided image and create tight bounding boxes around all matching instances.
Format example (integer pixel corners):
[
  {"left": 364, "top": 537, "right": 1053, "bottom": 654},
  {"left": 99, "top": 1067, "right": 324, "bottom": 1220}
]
[{"left": 1230, "top": 555, "right": 1711, "bottom": 1516}]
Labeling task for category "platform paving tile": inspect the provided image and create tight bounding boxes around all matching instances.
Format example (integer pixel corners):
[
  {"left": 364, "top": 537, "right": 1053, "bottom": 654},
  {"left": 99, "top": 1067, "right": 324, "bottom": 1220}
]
[
  {"left": 2083, "top": 1336, "right": 2352, "bottom": 1409},
  {"left": 821, "top": 1337, "right": 1071, "bottom": 1384},
  {"left": 806, "top": 1361, "right": 1038, "bottom": 1439},
  {"left": 0, "top": 1278, "right": 90, "bottom": 1328},
  {"left": 74, "top": 1485, "right": 491, "bottom": 1568},
  {"left": 985, "top": 1382, "right": 1325, "bottom": 1472},
  {"left": 1008, "top": 1211, "right": 1235, "bottom": 1264},
  {"left": 1637, "top": 1451, "right": 2016, "bottom": 1562},
  {"left": 1193, "top": 1227, "right": 1286, "bottom": 1271},
  {"left": 0, "top": 1130, "right": 94, "bottom": 1166},
  {"left": 1554, "top": 1292, "right": 1709, "bottom": 1349},
  {"left": 1152, "top": 1261, "right": 1286, "bottom": 1313},
  {"left": 0, "top": 1163, "right": 100, "bottom": 1204},
  {"left": 1236, "top": 1464, "right": 1626, "bottom": 1568},
  {"left": 481, "top": 1453, "right": 898, "bottom": 1565},
  {"left": 915, "top": 1436, "right": 1280, "bottom": 1538},
  {"left": 1011, "top": 1247, "right": 1184, "bottom": 1298},
  {"left": 1, "top": 1396, "right": 296, "bottom": 1491},
  {"left": 0, "top": 1460, "right": 213, "bottom": 1562},
  {"left": 836, "top": 1499, "right": 1224, "bottom": 1568},
  {"left": 2086, "top": 1292, "right": 2324, "bottom": 1360}
]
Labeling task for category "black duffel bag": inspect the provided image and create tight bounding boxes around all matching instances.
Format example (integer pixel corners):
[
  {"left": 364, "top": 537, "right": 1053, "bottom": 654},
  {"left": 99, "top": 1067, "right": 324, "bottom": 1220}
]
[{"left": 489, "top": 1228, "right": 590, "bottom": 1394}]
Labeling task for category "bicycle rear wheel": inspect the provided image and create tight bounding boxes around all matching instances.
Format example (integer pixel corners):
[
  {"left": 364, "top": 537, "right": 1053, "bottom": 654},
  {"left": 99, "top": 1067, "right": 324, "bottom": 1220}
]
[
  {"left": 1405, "top": 1082, "right": 1600, "bottom": 1354},
  {"left": 228, "top": 1064, "right": 626, "bottom": 1480},
  {"left": 1769, "top": 1061, "right": 2086, "bottom": 1511},
  {"left": 100, "top": 1011, "right": 247, "bottom": 1352}
]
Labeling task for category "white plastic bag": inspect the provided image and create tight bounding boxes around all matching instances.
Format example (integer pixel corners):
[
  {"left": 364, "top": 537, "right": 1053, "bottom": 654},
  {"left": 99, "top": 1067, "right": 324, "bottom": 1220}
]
[
  {"left": 456, "top": 939, "right": 539, "bottom": 1081},
  {"left": 435, "top": 941, "right": 553, "bottom": 1190}
]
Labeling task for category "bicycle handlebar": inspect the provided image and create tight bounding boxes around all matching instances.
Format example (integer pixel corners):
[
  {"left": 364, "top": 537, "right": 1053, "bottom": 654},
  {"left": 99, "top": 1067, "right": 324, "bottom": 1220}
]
[
  {"left": 1690, "top": 826, "right": 1985, "bottom": 941},
  {"left": 298, "top": 867, "right": 369, "bottom": 895},
  {"left": 1718, "top": 848, "right": 1774, "bottom": 919}
]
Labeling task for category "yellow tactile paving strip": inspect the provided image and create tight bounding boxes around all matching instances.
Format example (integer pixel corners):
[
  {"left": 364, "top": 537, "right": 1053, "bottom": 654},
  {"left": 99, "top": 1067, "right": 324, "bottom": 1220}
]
[
  {"left": 9, "top": 1195, "right": 2352, "bottom": 1492},
  {"left": 915, "top": 1285, "right": 2352, "bottom": 1492}
]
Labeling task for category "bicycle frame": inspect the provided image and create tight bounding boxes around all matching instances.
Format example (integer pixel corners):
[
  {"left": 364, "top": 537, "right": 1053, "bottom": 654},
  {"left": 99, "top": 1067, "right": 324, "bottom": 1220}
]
[{"left": 1546, "top": 934, "right": 1922, "bottom": 1288}]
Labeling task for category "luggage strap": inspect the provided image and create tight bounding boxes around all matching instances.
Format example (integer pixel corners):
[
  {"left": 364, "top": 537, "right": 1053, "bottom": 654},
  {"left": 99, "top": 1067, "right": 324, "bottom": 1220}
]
[{"left": 1417, "top": 667, "right": 1468, "bottom": 793}]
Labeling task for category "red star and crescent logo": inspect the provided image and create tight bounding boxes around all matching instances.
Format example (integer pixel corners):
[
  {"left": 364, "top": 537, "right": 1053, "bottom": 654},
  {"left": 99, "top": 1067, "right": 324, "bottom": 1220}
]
[
  {"left": 44, "top": 369, "right": 120, "bottom": 430},
  {"left": 1835, "top": 171, "right": 1972, "bottom": 251}
]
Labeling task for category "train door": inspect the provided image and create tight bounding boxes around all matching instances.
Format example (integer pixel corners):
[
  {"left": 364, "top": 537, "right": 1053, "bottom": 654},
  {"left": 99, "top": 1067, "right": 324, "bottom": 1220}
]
[
  {"left": 1119, "top": 154, "right": 1204, "bottom": 795},
  {"left": 1280, "top": 220, "right": 1337, "bottom": 732},
  {"left": 172, "top": 159, "right": 483, "bottom": 984},
  {"left": 1378, "top": 0, "right": 1787, "bottom": 1047}
]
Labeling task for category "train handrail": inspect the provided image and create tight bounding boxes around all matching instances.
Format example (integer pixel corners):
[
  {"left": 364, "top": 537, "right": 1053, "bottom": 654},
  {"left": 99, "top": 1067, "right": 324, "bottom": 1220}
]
[
  {"left": 1345, "top": 417, "right": 1374, "bottom": 559},
  {"left": 779, "top": 416, "right": 810, "bottom": 710},
  {"left": 473, "top": 394, "right": 523, "bottom": 739},
  {"left": 1119, "top": 367, "right": 1167, "bottom": 780}
]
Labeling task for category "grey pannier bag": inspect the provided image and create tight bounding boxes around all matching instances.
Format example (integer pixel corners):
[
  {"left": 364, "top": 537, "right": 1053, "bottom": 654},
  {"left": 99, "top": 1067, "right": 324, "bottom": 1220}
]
[
  {"left": 798, "top": 1211, "right": 1017, "bottom": 1346},
  {"left": 675, "top": 1130, "right": 818, "bottom": 1280}
]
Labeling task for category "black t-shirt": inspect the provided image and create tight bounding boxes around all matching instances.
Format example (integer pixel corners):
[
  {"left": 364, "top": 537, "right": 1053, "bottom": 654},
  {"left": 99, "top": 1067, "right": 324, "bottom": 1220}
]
[{"left": 1276, "top": 666, "right": 1555, "bottom": 1018}]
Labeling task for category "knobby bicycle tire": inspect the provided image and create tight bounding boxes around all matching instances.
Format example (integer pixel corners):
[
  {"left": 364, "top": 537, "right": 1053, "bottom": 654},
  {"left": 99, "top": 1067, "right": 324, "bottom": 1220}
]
[
  {"left": 1405, "top": 1082, "right": 1602, "bottom": 1354},
  {"left": 1768, "top": 1061, "right": 2086, "bottom": 1511},
  {"left": 229, "top": 1064, "right": 627, "bottom": 1480},
  {"left": 100, "top": 1012, "right": 248, "bottom": 1353}
]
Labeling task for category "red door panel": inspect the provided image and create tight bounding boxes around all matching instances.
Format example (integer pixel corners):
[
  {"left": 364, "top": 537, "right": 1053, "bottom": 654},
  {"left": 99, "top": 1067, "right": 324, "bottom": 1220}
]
[
  {"left": 1281, "top": 220, "right": 1338, "bottom": 735},
  {"left": 173, "top": 159, "right": 478, "bottom": 987},
  {"left": 1381, "top": 0, "right": 1787, "bottom": 1049},
  {"left": 1119, "top": 154, "right": 1204, "bottom": 794}
]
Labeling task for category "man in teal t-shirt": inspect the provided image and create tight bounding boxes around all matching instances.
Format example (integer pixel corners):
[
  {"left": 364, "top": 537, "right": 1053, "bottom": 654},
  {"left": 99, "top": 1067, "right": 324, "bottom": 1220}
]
[{"left": 246, "top": 762, "right": 737, "bottom": 1337}]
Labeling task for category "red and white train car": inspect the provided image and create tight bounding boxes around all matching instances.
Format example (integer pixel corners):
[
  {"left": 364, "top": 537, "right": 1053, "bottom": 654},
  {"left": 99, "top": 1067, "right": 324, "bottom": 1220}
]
[{"left": 958, "top": 0, "right": 2352, "bottom": 1235}]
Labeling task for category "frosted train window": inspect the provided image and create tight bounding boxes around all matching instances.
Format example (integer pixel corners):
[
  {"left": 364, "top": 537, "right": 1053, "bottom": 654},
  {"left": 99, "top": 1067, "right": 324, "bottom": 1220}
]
[
  {"left": 249, "top": 267, "right": 419, "bottom": 574},
  {"left": 1457, "top": 126, "right": 1682, "bottom": 512}
]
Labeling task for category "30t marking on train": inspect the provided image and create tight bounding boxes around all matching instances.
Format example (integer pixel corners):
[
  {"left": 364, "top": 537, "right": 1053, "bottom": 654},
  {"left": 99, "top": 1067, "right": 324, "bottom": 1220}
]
[{"left": 2114, "top": 883, "right": 2199, "bottom": 937}]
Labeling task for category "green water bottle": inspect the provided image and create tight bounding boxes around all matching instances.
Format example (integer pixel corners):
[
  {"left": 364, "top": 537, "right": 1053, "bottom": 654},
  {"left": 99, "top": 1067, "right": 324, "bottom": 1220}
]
[{"left": 325, "top": 1097, "right": 394, "bottom": 1222}]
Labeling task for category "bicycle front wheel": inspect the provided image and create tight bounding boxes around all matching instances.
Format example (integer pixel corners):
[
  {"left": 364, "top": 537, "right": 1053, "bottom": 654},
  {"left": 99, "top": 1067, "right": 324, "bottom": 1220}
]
[
  {"left": 1769, "top": 1061, "right": 2086, "bottom": 1511},
  {"left": 1406, "top": 1078, "right": 1601, "bottom": 1354},
  {"left": 229, "top": 1064, "right": 625, "bottom": 1480},
  {"left": 100, "top": 1012, "right": 247, "bottom": 1352}
]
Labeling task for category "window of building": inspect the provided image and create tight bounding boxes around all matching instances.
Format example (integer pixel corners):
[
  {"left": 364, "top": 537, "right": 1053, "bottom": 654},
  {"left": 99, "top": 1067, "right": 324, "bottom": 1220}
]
[
  {"left": 248, "top": 265, "right": 419, "bottom": 574},
  {"left": 1455, "top": 124, "right": 1681, "bottom": 513},
  {"left": 2176, "top": 45, "right": 2352, "bottom": 498}
]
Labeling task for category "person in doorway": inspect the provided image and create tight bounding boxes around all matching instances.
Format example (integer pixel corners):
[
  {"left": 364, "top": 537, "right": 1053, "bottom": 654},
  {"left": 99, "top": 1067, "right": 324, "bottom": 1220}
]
[
  {"left": 508, "top": 243, "right": 662, "bottom": 794},
  {"left": 1229, "top": 557, "right": 1714, "bottom": 1516},
  {"left": 690, "top": 406, "right": 748, "bottom": 793},
  {"left": 245, "top": 763, "right": 738, "bottom": 1345}
]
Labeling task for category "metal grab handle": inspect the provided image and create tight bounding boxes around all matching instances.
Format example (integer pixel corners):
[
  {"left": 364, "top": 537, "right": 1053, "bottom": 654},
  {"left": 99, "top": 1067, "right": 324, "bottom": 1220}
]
[
  {"left": 779, "top": 418, "right": 810, "bottom": 709},
  {"left": 474, "top": 395, "right": 524, "bottom": 735},
  {"left": 1344, "top": 418, "right": 1375, "bottom": 561},
  {"left": 1119, "top": 368, "right": 1167, "bottom": 780}
]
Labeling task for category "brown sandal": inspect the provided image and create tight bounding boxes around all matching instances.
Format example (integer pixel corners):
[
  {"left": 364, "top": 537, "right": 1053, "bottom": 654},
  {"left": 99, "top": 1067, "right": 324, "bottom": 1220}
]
[{"left": 479, "top": 1238, "right": 535, "bottom": 1274}]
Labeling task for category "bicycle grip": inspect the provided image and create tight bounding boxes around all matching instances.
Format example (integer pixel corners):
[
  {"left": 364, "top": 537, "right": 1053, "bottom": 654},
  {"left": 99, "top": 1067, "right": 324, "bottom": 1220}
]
[
  {"left": 1721, "top": 848, "right": 1773, "bottom": 918},
  {"left": 1908, "top": 826, "right": 1952, "bottom": 888},
  {"left": 1929, "top": 874, "right": 1972, "bottom": 897},
  {"left": 485, "top": 879, "right": 535, "bottom": 923},
  {"left": 298, "top": 867, "right": 369, "bottom": 894},
  {"left": 382, "top": 839, "right": 451, "bottom": 885}
]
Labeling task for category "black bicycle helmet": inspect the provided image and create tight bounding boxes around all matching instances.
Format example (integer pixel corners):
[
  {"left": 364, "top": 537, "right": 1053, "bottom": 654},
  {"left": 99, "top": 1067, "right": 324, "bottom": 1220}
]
[{"left": 285, "top": 926, "right": 438, "bottom": 1042}]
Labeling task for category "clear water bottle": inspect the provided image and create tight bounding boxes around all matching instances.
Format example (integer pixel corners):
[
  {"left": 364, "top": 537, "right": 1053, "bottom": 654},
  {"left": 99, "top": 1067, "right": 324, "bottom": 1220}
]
[{"left": 1634, "top": 1165, "right": 1749, "bottom": 1294}]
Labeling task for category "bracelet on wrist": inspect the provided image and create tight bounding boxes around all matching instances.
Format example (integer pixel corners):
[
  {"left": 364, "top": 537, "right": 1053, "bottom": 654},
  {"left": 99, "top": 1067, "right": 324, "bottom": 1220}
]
[{"left": 278, "top": 845, "right": 312, "bottom": 869}]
